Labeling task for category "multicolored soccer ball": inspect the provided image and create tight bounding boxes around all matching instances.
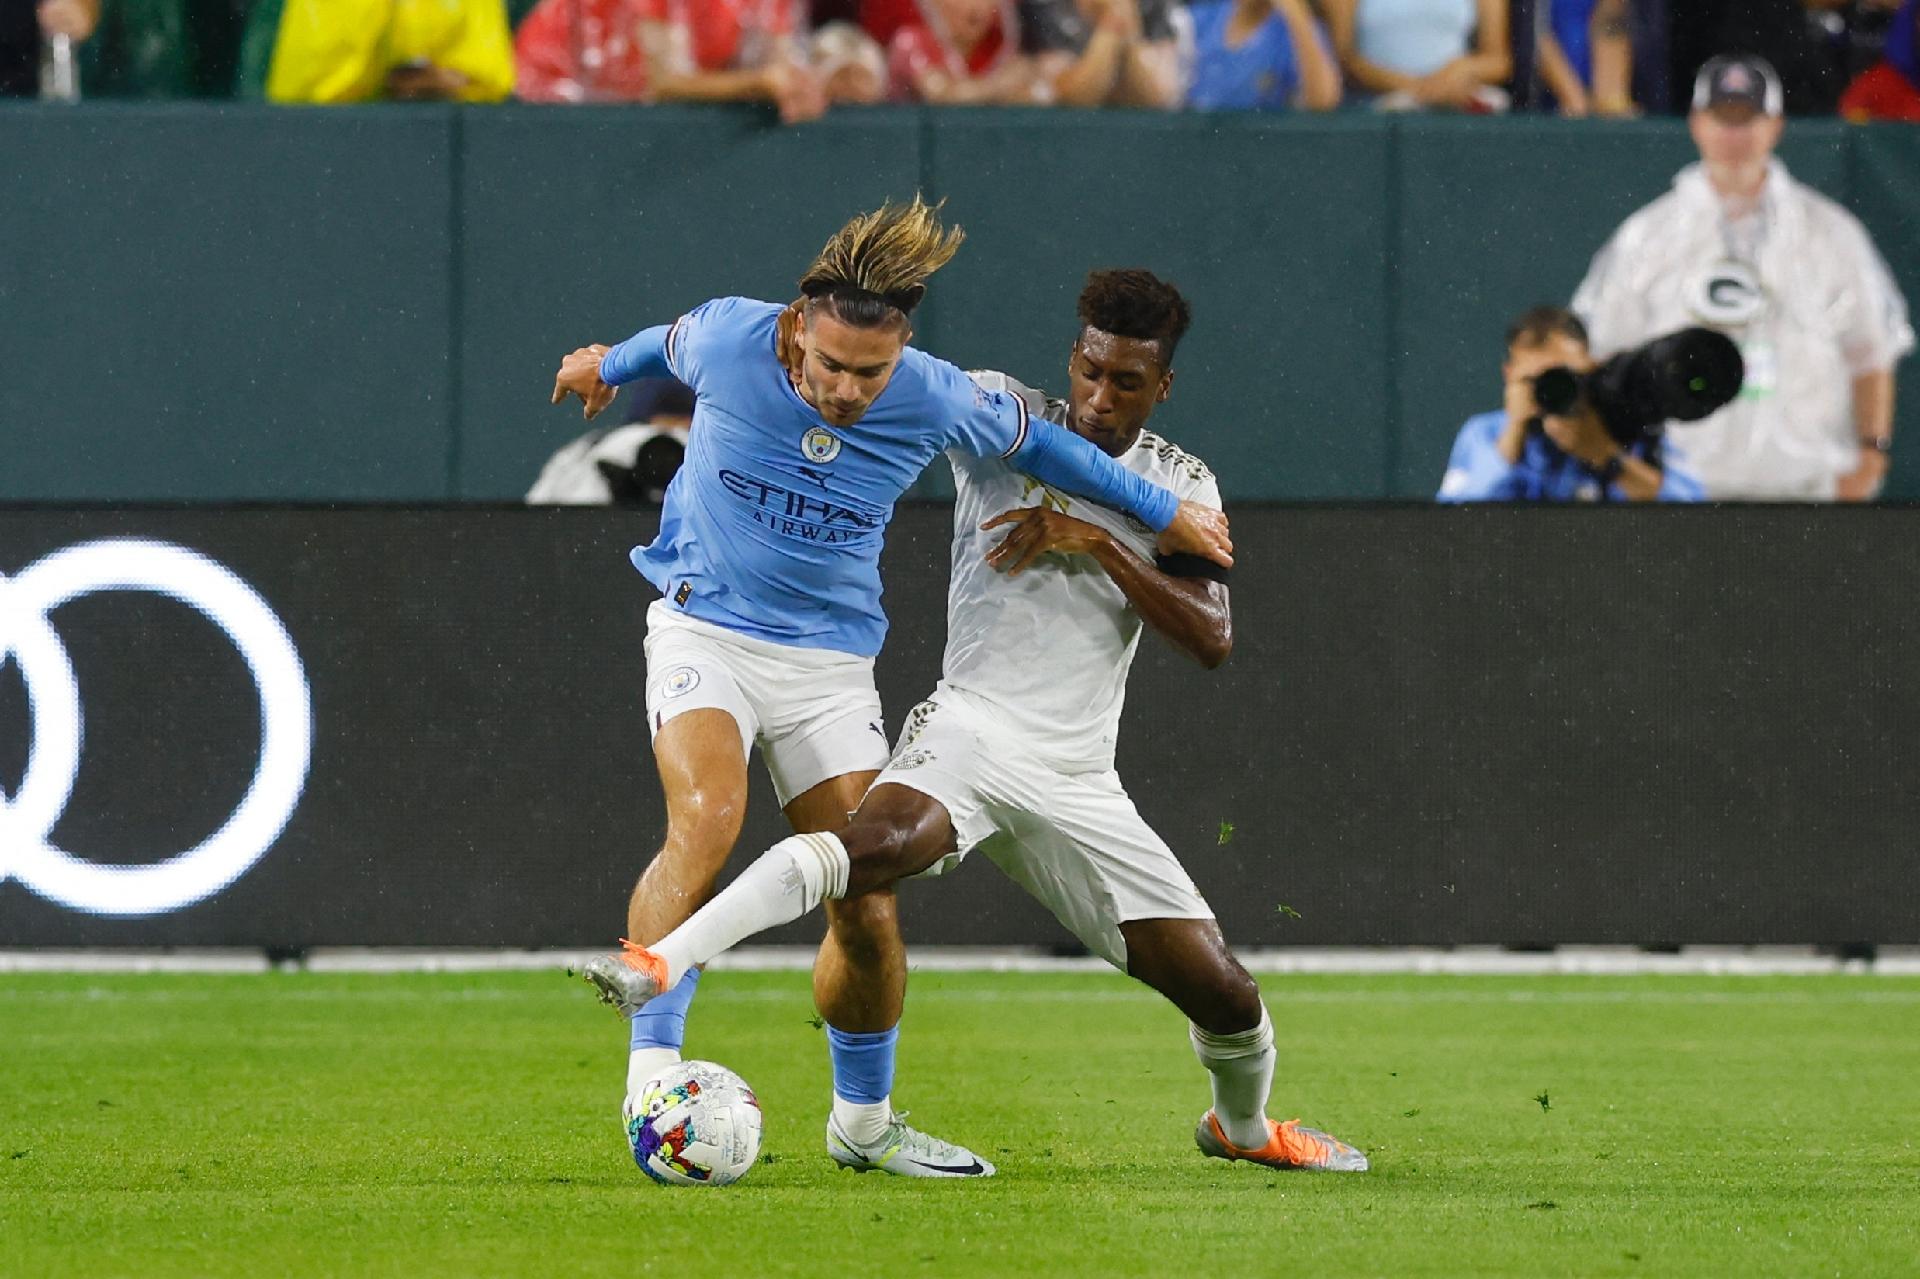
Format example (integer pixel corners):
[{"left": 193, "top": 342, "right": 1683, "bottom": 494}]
[{"left": 623, "top": 1060, "right": 764, "bottom": 1186}]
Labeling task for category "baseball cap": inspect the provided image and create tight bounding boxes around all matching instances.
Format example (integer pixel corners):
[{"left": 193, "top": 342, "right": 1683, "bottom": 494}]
[{"left": 1691, "top": 55, "right": 1785, "bottom": 118}]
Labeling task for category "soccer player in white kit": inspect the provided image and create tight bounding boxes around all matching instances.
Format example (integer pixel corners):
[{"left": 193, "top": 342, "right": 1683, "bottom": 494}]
[{"left": 593, "top": 269, "right": 1369, "bottom": 1173}]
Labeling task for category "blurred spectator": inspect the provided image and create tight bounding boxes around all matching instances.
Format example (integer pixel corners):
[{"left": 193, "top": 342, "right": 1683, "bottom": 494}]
[
  {"left": 514, "top": 0, "right": 827, "bottom": 120},
  {"left": 1670, "top": 0, "right": 1845, "bottom": 114},
  {"left": 3, "top": 0, "right": 97, "bottom": 98},
  {"left": 1573, "top": 56, "right": 1914, "bottom": 500},
  {"left": 887, "top": 0, "right": 1045, "bottom": 103},
  {"left": 1321, "top": 0, "right": 1512, "bottom": 110},
  {"left": 80, "top": 0, "right": 193, "bottom": 98},
  {"left": 529, "top": 378, "right": 692, "bottom": 507},
  {"left": 1533, "top": 0, "right": 1635, "bottom": 115},
  {"left": 1184, "top": 0, "right": 1341, "bottom": 111},
  {"left": 1840, "top": 0, "right": 1920, "bottom": 119},
  {"left": 1438, "top": 306, "right": 1701, "bottom": 501},
  {"left": 812, "top": 20, "right": 888, "bottom": 102},
  {"left": 1023, "top": 0, "right": 1181, "bottom": 108},
  {"left": 239, "top": 0, "right": 514, "bottom": 102}
]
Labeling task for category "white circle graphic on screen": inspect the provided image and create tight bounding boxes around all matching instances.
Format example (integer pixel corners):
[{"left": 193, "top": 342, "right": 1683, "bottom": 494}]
[{"left": 0, "top": 539, "right": 313, "bottom": 916}]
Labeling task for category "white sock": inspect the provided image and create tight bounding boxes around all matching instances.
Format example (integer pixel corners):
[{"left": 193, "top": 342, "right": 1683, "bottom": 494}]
[
  {"left": 1190, "top": 1006, "right": 1275, "bottom": 1150},
  {"left": 626, "top": 1047, "right": 680, "bottom": 1097},
  {"left": 832, "top": 1094, "right": 894, "bottom": 1148},
  {"left": 650, "top": 833, "right": 851, "bottom": 986}
]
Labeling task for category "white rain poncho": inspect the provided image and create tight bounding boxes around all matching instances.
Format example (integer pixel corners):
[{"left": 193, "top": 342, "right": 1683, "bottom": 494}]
[{"left": 1573, "top": 160, "right": 1913, "bottom": 500}]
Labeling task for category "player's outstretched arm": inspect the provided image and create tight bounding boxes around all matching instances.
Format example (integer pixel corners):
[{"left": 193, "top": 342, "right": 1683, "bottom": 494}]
[
  {"left": 551, "top": 321, "right": 687, "bottom": 421},
  {"left": 1008, "top": 419, "right": 1234, "bottom": 569},
  {"left": 983, "top": 507, "right": 1234, "bottom": 668}
]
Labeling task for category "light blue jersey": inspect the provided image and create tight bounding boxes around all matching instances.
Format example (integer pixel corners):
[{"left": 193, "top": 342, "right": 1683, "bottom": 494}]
[{"left": 599, "top": 296, "right": 1181, "bottom": 657}]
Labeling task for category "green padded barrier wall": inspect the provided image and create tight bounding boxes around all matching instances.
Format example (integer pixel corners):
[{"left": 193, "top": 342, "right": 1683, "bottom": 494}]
[
  {"left": 1, "top": 107, "right": 1912, "bottom": 501},
  {"left": 1850, "top": 125, "right": 1920, "bottom": 501},
  {"left": 0, "top": 105, "right": 455, "bottom": 500},
  {"left": 917, "top": 111, "right": 1393, "bottom": 500}
]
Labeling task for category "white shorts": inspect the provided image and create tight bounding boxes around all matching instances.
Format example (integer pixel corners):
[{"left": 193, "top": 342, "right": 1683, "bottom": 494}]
[
  {"left": 643, "top": 601, "right": 889, "bottom": 807},
  {"left": 873, "top": 692, "right": 1213, "bottom": 969}
]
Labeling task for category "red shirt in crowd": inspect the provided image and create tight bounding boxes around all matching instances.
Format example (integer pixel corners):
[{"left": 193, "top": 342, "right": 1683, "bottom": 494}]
[
  {"left": 516, "top": 0, "right": 801, "bottom": 103},
  {"left": 880, "top": 2, "right": 1015, "bottom": 100},
  {"left": 1840, "top": 63, "right": 1920, "bottom": 123}
]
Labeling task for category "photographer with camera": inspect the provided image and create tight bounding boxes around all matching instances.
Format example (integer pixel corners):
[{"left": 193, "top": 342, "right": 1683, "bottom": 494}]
[
  {"left": 1438, "top": 307, "right": 1705, "bottom": 503},
  {"left": 1573, "top": 54, "right": 1913, "bottom": 501}
]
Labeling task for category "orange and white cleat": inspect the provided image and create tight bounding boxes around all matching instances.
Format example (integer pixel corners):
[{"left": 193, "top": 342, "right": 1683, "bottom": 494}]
[
  {"left": 577, "top": 939, "right": 669, "bottom": 1018},
  {"left": 1195, "top": 1112, "right": 1370, "bottom": 1172}
]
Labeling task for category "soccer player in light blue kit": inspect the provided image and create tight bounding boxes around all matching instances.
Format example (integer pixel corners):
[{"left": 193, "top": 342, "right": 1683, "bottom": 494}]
[{"left": 552, "top": 200, "right": 1233, "bottom": 1177}]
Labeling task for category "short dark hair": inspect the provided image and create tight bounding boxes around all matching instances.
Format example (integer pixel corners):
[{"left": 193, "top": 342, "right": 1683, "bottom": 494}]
[
  {"left": 1505, "top": 305, "right": 1589, "bottom": 352},
  {"left": 1077, "top": 269, "right": 1193, "bottom": 366}
]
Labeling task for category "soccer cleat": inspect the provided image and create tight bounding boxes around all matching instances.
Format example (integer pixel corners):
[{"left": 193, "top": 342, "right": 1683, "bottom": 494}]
[
  {"left": 577, "top": 939, "right": 669, "bottom": 1018},
  {"left": 1195, "top": 1112, "right": 1370, "bottom": 1173},
  {"left": 826, "top": 1111, "right": 997, "bottom": 1178}
]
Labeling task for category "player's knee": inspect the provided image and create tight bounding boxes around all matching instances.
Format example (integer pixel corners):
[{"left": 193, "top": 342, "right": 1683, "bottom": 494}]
[
  {"left": 664, "top": 785, "right": 746, "bottom": 864},
  {"left": 840, "top": 820, "right": 917, "bottom": 893},
  {"left": 1194, "top": 966, "right": 1264, "bottom": 1036}
]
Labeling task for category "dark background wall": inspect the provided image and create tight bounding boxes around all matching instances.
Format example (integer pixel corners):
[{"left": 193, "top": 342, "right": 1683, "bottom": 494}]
[
  {"left": 3, "top": 106, "right": 1916, "bottom": 503},
  {"left": 2, "top": 508, "right": 1914, "bottom": 949}
]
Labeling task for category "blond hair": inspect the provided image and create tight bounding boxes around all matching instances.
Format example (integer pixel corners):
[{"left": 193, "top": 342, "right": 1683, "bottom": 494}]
[{"left": 798, "top": 196, "right": 964, "bottom": 322}]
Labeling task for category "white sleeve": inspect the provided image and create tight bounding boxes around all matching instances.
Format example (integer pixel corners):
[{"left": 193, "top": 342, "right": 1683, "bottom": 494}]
[
  {"left": 1184, "top": 468, "right": 1223, "bottom": 512},
  {"left": 1826, "top": 209, "right": 1915, "bottom": 376}
]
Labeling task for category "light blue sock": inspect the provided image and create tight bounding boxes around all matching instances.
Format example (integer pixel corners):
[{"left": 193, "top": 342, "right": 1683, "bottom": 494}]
[
  {"left": 626, "top": 969, "right": 702, "bottom": 1094},
  {"left": 826, "top": 1025, "right": 898, "bottom": 1103},
  {"left": 826, "top": 1023, "right": 898, "bottom": 1145}
]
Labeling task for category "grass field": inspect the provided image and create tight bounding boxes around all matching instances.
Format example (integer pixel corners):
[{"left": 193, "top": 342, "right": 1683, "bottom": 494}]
[{"left": 4, "top": 969, "right": 1918, "bottom": 1278}]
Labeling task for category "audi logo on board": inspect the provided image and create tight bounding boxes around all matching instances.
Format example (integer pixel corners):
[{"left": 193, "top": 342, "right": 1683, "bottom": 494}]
[{"left": 0, "top": 539, "right": 312, "bottom": 916}]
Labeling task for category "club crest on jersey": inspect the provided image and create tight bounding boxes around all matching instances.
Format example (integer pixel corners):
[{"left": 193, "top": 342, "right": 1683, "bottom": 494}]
[
  {"left": 800, "top": 426, "right": 843, "bottom": 463},
  {"left": 662, "top": 667, "right": 701, "bottom": 699}
]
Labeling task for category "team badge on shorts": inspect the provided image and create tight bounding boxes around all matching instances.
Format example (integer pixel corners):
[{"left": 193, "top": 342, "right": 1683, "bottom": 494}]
[
  {"left": 801, "top": 426, "right": 843, "bottom": 463},
  {"left": 661, "top": 667, "right": 701, "bottom": 698},
  {"left": 889, "top": 749, "right": 933, "bottom": 771}
]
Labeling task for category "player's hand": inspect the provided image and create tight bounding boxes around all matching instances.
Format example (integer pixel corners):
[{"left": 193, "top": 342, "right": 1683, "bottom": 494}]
[
  {"left": 1156, "top": 501, "right": 1233, "bottom": 570},
  {"left": 982, "top": 507, "right": 1111, "bottom": 576},
  {"left": 551, "top": 344, "right": 619, "bottom": 421}
]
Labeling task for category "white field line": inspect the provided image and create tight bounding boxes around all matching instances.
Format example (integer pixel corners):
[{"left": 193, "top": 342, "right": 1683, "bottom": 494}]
[{"left": 1, "top": 945, "right": 1917, "bottom": 976}]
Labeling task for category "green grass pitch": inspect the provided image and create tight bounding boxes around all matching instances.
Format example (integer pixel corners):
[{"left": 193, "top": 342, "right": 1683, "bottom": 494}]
[{"left": 4, "top": 969, "right": 1918, "bottom": 1278}]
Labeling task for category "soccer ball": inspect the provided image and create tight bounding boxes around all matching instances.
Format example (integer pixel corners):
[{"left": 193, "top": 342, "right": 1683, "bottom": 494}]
[{"left": 623, "top": 1060, "right": 764, "bottom": 1186}]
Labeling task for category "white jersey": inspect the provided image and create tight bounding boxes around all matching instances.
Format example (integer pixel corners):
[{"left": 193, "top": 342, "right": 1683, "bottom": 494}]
[
  {"left": 938, "top": 371, "right": 1223, "bottom": 774},
  {"left": 1572, "top": 160, "right": 1913, "bottom": 501}
]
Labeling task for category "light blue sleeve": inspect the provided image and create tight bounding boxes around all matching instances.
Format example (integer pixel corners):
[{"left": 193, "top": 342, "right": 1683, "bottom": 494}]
[
  {"left": 599, "top": 296, "right": 753, "bottom": 390},
  {"left": 1436, "top": 415, "right": 1521, "bottom": 502},
  {"left": 1012, "top": 418, "right": 1181, "bottom": 532},
  {"left": 598, "top": 325, "right": 671, "bottom": 387}
]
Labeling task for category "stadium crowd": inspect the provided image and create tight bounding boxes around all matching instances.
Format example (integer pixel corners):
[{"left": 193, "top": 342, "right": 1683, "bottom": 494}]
[{"left": 2, "top": 0, "right": 1917, "bottom": 121}]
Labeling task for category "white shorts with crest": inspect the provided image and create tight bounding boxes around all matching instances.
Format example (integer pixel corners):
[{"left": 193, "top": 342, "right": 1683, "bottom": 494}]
[
  {"left": 873, "top": 690, "right": 1213, "bottom": 969},
  {"left": 643, "top": 601, "right": 889, "bottom": 807}
]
